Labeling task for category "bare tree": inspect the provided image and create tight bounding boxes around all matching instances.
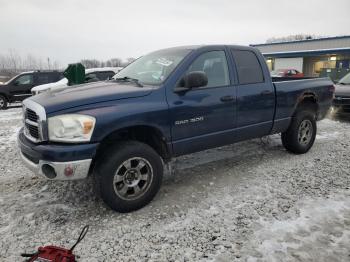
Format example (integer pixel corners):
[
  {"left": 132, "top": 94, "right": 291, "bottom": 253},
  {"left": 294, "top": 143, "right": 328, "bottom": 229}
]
[
  {"left": 126, "top": 57, "right": 136, "bottom": 64},
  {"left": 80, "top": 58, "right": 125, "bottom": 68},
  {"left": 7, "top": 49, "right": 22, "bottom": 73},
  {"left": 0, "top": 50, "right": 61, "bottom": 79},
  {"left": 109, "top": 58, "right": 122, "bottom": 67},
  {"left": 80, "top": 59, "right": 101, "bottom": 68}
]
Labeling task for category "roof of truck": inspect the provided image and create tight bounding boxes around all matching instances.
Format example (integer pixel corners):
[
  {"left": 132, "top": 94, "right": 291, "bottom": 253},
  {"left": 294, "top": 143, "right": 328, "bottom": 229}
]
[{"left": 157, "top": 44, "right": 258, "bottom": 52}]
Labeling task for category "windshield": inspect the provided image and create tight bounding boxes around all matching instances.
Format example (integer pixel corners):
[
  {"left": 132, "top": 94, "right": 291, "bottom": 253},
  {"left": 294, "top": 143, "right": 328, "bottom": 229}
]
[
  {"left": 338, "top": 72, "right": 350, "bottom": 85},
  {"left": 5, "top": 75, "right": 18, "bottom": 85},
  {"left": 113, "top": 48, "right": 191, "bottom": 85}
]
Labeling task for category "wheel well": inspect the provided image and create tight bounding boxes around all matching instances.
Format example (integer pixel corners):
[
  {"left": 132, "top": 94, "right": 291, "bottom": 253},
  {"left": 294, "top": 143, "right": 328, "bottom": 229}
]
[
  {"left": 295, "top": 94, "right": 318, "bottom": 116},
  {"left": 96, "top": 126, "right": 171, "bottom": 161},
  {"left": 0, "top": 93, "right": 8, "bottom": 101}
]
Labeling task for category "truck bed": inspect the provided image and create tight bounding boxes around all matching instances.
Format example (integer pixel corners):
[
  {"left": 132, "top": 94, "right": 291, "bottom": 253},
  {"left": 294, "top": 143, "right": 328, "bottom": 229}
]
[{"left": 272, "top": 77, "right": 334, "bottom": 133}]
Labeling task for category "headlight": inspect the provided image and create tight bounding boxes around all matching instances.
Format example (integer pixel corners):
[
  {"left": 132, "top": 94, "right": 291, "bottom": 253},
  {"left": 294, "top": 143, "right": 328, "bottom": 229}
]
[{"left": 48, "top": 114, "right": 96, "bottom": 143}]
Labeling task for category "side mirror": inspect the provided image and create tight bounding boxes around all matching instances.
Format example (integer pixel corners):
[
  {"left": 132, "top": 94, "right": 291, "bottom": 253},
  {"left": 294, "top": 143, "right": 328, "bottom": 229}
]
[
  {"left": 174, "top": 71, "right": 208, "bottom": 93},
  {"left": 14, "top": 81, "right": 19, "bottom": 86}
]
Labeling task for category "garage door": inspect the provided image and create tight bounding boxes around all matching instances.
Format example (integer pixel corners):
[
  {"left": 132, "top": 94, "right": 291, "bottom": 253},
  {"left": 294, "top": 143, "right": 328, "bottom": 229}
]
[{"left": 274, "top": 57, "right": 303, "bottom": 72}]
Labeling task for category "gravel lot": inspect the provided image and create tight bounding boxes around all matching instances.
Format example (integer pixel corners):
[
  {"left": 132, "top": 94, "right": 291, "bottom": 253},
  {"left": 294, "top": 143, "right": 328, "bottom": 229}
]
[{"left": 0, "top": 107, "right": 349, "bottom": 261}]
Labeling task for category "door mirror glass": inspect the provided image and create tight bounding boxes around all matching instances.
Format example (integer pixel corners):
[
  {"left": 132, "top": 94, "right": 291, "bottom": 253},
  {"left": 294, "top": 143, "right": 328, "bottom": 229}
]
[
  {"left": 184, "top": 71, "right": 208, "bottom": 88},
  {"left": 174, "top": 71, "right": 208, "bottom": 93}
]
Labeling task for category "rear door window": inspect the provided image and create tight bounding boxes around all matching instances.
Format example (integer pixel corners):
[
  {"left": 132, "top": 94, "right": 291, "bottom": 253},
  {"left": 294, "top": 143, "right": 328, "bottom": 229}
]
[
  {"left": 37, "top": 73, "right": 51, "bottom": 84},
  {"left": 231, "top": 50, "right": 264, "bottom": 84}
]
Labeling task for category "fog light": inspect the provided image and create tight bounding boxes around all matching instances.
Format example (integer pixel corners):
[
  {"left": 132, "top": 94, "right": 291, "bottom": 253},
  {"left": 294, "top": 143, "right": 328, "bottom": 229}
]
[
  {"left": 42, "top": 164, "right": 57, "bottom": 179},
  {"left": 64, "top": 165, "right": 75, "bottom": 177}
]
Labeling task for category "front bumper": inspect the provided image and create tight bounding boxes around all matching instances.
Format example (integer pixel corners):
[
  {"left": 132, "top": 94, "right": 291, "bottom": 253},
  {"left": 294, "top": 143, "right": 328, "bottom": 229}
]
[
  {"left": 333, "top": 97, "right": 350, "bottom": 113},
  {"left": 20, "top": 151, "right": 92, "bottom": 180},
  {"left": 18, "top": 128, "right": 98, "bottom": 180}
]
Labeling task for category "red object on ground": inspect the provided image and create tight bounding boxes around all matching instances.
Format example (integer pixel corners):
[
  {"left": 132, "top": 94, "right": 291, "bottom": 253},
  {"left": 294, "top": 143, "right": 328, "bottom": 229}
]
[
  {"left": 24, "top": 246, "right": 76, "bottom": 262},
  {"left": 21, "top": 225, "right": 89, "bottom": 262}
]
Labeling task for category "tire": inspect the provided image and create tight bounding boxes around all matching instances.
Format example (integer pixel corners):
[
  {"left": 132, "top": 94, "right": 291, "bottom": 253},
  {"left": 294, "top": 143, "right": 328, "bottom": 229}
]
[
  {"left": 281, "top": 110, "right": 317, "bottom": 154},
  {"left": 0, "top": 95, "right": 8, "bottom": 110},
  {"left": 93, "top": 141, "right": 163, "bottom": 213}
]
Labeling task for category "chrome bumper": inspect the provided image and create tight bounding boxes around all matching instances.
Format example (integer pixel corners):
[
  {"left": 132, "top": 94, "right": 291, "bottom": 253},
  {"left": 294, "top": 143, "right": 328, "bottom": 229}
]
[{"left": 20, "top": 151, "right": 92, "bottom": 180}]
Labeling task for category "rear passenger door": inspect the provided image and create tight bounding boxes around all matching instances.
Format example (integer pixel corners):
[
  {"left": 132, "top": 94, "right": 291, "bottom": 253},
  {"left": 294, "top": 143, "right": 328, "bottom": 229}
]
[
  {"left": 35, "top": 73, "right": 54, "bottom": 86},
  {"left": 231, "top": 49, "right": 275, "bottom": 139}
]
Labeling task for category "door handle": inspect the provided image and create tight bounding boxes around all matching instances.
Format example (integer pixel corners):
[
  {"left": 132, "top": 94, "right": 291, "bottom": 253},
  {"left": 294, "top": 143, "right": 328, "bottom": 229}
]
[
  {"left": 220, "top": 95, "right": 235, "bottom": 102},
  {"left": 261, "top": 90, "right": 272, "bottom": 95}
]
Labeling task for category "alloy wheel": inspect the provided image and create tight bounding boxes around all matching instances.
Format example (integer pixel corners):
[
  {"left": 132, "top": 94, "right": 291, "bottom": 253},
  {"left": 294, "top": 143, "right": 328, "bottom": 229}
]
[
  {"left": 298, "top": 119, "right": 313, "bottom": 146},
  {"left": 113, "top": 157, "right": 153, "bottom": 201}
]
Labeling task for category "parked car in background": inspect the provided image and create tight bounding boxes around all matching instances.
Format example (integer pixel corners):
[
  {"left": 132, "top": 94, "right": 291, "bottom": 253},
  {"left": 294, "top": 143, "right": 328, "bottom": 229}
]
[
  {"left": 85, "top": 67, "right": 123, "bottom": 82},
  {"left": 0, "top": 70, "right": 63, "bottom": 109},
  {"left": 18, "top": 45, "right": 334, "bottom": 213},
  {"left": 31, "top": 67, "right": 123, "bottom": 95},
  {"left": 333, "top": 72, "right": 350, "bottom": 114},
  {"left": 271, "top": 69, "right": 304, "bottom": 78}
]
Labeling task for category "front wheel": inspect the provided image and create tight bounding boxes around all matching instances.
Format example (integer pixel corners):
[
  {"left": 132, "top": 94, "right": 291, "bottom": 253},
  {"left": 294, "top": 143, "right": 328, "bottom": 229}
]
[
  {"left": 281, "top": 110, "right": 317, "bottom": 154},
  {"left": 0, "top": 95, "right": 8, "bottom": 110},
  {"left": 94, "top": 141, "right": 163, "bottom": 213}
]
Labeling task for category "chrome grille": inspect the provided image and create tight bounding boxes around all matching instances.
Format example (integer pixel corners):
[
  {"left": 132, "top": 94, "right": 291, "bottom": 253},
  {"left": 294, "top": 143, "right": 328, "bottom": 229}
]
[
  {"left": 26, "top": 108, "right": 38, "bottom": 122},
  {"left": 25, "top": 119, "right": 39, "bottom": 140},
  {"left": 22, "top": 100, "right": 47, "bottom": 143}
]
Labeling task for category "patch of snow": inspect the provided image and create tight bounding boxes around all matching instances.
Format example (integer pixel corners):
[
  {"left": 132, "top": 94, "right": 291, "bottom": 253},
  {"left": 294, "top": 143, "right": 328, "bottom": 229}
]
[
  {"left": 316, "top": 131, "right": 340, "bottom": 140},
  {"left": 248, "top": 192, "right": 350, "bottom": 261},
  {"left": 0, "top": 110, "right": 22, "bottom": 121}
]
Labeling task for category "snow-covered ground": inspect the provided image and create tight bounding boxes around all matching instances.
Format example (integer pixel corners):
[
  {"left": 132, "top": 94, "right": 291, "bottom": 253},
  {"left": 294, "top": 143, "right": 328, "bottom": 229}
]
[{"left": 0, "top": 107, "right": 349, "bottom": 261}]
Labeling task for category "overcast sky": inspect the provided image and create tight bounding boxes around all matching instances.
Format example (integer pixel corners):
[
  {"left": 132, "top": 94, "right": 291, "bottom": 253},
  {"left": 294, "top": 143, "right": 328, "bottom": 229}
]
[{"left": 0, "top": 0, "right": 349, "bottom": 66}]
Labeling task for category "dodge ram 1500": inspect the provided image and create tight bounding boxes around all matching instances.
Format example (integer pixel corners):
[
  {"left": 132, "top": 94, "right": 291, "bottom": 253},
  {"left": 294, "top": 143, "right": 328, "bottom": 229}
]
[{"left": 18, "top": 45, "right": 334, "bottom": 212}]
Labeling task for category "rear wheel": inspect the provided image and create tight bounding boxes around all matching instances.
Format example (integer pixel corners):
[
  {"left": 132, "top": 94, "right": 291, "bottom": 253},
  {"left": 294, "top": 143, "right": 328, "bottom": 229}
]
[
  {"left": 281, "top": 110, "right": 317, "bottom": 154},
  {"left": 94, "top": 141, "right": 163, "bottom": 213},
  {"left": 0, "top": 95, "right": 7, "bottom": 110}
]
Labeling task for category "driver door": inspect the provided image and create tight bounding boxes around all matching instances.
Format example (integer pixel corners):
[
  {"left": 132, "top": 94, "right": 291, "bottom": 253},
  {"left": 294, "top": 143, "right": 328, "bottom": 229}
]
[{"left": 166, "top": 50, "right": 236, "bottom": 156}]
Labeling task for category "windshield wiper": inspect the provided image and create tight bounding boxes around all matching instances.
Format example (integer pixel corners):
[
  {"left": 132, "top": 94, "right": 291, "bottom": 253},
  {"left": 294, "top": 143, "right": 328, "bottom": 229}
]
[
  {"left": 338, "top": 82, "right": 349, "bottom": 85},
  {"left": 114, "top": 76, "right": 143, "bottom": 87}
]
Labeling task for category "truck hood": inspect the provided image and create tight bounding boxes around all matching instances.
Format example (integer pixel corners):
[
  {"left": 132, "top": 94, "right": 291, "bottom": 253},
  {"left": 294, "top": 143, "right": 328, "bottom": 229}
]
[
  {"left": 335, "top": 84, "right": 350, "bottom": 97},
  {"left": 29, "top": 81, "right": 154, "bottom": 114}
]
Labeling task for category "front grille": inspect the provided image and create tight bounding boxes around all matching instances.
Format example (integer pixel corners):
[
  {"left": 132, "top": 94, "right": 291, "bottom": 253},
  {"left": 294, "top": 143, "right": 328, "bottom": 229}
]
[
  {"left": 26, "top": 108, "right": 38, "bottom": 122},
  {"left": 341, "top": 105, "right": 350, "bottom": 113},
  {"left": 24, "top": 107, "right": 42, "bottom": 142},
  {"left": 334, "top": 97, "right": 350, "bottom": 106},
  {"left": 25, "top": 122, "right": 39, "bottom": 139}
]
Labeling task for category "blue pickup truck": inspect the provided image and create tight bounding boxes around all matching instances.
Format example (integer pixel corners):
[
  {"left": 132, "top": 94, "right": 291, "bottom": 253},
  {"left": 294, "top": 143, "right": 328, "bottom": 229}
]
[{"left": 18, "top": 45, "right": 334, "bottom": 212}]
